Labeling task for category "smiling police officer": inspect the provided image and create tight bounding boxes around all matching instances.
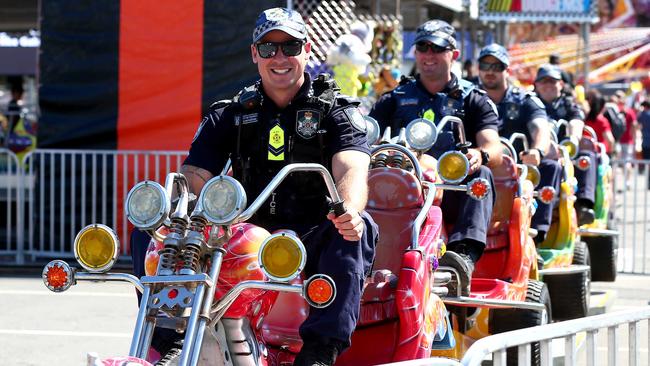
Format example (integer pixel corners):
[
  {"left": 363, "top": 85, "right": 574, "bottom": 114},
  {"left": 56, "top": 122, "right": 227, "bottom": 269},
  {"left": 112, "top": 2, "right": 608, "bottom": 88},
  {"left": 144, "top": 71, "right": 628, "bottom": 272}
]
[
  {"left": 133, "top": 8, "right": 378, "bottom": 366},
  {"left": 477, "top": 44, "right": 562, "bottom": 243},
  {"left": 534, "top": 64, "right": 596, "bottom": 225},
  {"left": 369, "top": 20, "right": 502, "bottom": 297}
]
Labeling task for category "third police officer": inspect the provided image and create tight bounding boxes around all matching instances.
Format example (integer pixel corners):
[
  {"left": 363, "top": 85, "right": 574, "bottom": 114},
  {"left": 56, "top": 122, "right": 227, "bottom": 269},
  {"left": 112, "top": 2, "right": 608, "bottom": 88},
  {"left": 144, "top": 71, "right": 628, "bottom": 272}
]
[{"left": 477, "top": 44, "right": 562, "bottom": 243}]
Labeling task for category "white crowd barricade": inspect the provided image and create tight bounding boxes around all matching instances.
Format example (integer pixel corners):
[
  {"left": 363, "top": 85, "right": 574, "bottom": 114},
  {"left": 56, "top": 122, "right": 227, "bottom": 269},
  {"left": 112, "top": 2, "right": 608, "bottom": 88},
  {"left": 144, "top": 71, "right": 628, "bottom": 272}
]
[
  {"left": 458, "top": 306, "right": 650, "bottom": 366},
  {"left": 611, "top": 159, "right": 650, "bottom": 275},
  {"left": 376, "top": 307, "right": 650, "bottom": 366},
  {"left": 2, "top": 152, "right": 650, "bottom": 272},
  {"left": 0, "top": 148, "right": 23, "bottom": 263},
  {"left": 20, "top": 149, "right": 188, "bottom": 262}
]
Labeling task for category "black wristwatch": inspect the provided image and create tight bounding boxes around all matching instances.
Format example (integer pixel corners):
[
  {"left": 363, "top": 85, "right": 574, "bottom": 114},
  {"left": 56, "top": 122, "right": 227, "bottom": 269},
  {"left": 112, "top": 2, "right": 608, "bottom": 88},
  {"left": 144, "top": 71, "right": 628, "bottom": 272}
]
[
  {"left": 479, "top": 149, "right": 490, "bottom": 166},
  {"left": 533, "top": 148, "right": 545, "bottom": 160}
]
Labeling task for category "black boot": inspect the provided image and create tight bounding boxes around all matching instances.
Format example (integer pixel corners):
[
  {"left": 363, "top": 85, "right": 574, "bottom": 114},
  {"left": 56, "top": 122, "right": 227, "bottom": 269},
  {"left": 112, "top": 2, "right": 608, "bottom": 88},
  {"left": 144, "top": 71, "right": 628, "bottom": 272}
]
[
  {"left": 294, "top": 340, "right": 340, "bottom": 366},
  {"left": 575, "top": 200, "right": 595, "bottom": 226},
  {"left": 155, "top": 338, "right": 183, "bottom": 366},
  {"left": 439, "top": 250, "right": 474, "bottom": 297}
]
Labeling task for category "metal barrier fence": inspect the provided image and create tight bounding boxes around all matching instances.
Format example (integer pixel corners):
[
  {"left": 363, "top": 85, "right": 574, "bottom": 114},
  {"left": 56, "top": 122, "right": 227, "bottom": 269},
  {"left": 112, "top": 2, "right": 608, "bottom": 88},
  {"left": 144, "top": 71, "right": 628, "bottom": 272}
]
[
  {"left": 0, "top": 149, "right": 187, "bottom": 264},
  {"left": 0, "top": 148, "right": 22, "bottom": 261},
  {"left": 2, "top": 153, "right": 650, "bottom": 270},
  {"left": 459, "top": 306, "right": 650, "bottom": 366},
  {"left": 611, "top": 159, "right": 650, "bottom": 275},
  {"left": 379, "top": 307, "right": 650, "bottom": 366}
]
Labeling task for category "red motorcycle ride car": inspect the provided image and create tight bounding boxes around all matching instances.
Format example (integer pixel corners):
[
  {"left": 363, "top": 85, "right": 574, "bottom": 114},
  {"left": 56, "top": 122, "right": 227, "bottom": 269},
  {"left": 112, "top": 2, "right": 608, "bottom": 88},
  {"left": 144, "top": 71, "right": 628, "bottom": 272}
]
[
  {"left": 425, "top": 119, "right": 550, "bottom": 365},
  {"left": 42, "top": 141, "right": 460, "bottom": 366}
]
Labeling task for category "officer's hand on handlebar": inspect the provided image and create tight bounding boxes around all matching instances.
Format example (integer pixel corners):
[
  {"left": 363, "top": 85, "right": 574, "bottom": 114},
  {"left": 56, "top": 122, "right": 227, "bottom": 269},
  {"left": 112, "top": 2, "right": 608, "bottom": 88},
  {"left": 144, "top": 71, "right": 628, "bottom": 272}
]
[
  {"left": 520, "top": 150, "right": 541, "bottom": 166},
  {"left": 466, "top": 148, "right": 482, "bottom": 174},
  {"left": 327, "top": 209, "right": 365, "bottom": 242}
]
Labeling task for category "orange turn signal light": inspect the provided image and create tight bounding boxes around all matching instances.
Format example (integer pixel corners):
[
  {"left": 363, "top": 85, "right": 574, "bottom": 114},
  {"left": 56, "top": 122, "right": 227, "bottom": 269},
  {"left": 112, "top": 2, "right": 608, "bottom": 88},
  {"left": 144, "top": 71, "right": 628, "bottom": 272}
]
[
  {"left": 42, "top": 260, "right": 74, "bottom": 293},
  {"left": 576, "top": 156, "right": 591, "bottom": 171},
  {"left": 539, "top": 186, "right": 556, "bottom": 205},
  {"left": 467, "top": 178, "right": 490, "bottom": 201},
  {"left": 304, "top": 274, "right": 336, "bottom": 308}
]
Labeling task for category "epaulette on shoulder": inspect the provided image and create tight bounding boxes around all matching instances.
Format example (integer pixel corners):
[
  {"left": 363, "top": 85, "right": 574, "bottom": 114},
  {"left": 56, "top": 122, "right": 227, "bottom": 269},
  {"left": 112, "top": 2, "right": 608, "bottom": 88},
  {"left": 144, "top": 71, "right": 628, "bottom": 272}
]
[
  {"left": 335, "top": 95, "right": 360, "bottom": 106},
  {"left": 562, "top": 92, "right": 575, "bottom": 102},
  {"left": 209, "top": 99, "right": 233, "bottom": 111},
  {"left": 398, "top": 75, "right": 415, "bottom": 86}
]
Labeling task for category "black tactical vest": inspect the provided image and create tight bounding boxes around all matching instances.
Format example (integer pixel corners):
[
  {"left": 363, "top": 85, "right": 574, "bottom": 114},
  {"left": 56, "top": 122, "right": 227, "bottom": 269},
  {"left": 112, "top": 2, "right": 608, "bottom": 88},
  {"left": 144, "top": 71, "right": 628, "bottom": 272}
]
[
  {"left": 389, "top": 77, "right": 474, "bottom": 158},
  {"left": 226, "top": 75, "right": 349, "bottom": 230}
]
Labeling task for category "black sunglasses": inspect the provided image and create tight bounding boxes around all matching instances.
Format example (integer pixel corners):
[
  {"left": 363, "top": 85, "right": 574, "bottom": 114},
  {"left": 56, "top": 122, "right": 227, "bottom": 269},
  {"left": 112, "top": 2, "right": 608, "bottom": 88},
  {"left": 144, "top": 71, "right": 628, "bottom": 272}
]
[
  {"left": 415, "top": 42, "right": 450, "bottom": 54},
  {"left": 256, "top": 40, "right": 304, "bottom": 59},
  {"left": 478, "top": 61, "right": 506, "bottom": 72}
]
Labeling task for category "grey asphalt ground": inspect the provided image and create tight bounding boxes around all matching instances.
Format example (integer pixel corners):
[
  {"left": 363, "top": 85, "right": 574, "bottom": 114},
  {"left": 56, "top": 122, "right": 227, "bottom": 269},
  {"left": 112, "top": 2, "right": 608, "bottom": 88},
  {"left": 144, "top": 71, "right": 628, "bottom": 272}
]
[
  {"left": 0, "top": 274, "right": 138, "bottom": 365},
  {"left": 0, "top": 272, "right": 648, "bottom": 365}
]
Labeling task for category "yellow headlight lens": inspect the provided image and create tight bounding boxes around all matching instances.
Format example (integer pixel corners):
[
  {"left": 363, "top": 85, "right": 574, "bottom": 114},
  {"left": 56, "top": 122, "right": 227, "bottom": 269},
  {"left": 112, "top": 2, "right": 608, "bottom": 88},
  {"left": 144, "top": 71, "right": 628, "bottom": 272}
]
[
  {"left": 526, "top": 165, "right": 541, "bottom": 187},
  {"left": 561, "top": 139, "right": 578, "bottom": 159},
  {"left": 259, "top": 233, "right": 306, "bottom": 282},
  {"left": 438, "top": 151, "right": 469, "bottom": 183},
  {"left": 74, "top": 224, "right": 119, "bottom": 272}
]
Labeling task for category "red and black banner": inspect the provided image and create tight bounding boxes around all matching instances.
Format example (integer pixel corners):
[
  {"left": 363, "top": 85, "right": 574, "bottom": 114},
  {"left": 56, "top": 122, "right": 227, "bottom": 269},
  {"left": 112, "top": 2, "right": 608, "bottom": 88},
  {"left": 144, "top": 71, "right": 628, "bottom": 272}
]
[{"left": 39, "top": 0, "right": 284, "bottom": 150}]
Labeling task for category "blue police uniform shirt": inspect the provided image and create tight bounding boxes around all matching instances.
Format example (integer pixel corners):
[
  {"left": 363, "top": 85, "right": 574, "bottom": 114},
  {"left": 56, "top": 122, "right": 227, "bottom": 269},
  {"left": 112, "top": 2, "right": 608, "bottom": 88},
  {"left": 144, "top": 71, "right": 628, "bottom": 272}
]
[
  {"left": 496, "top": 85, "right": 547, "bottom": 140},
  {"left": 369, "top": 74, "right": 499, "bottom": 158},
  {"left": 185, "top": 73, "right": 370, "bottom": 177},
  {"left": 540, "top": 92, "right": 584, "bottom": 122}
]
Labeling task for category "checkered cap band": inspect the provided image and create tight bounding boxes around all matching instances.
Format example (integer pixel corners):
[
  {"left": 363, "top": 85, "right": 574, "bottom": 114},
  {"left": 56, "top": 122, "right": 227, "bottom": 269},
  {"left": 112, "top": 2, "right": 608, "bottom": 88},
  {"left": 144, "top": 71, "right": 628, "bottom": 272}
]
[
  {"left": 479, "top": 43, "right": 510, "bottom": 66},
  {"left": 536, "top": 64, "right": 562, "bottom": 82},
  {"left": 253, "top": 8, "right": 307, "bottom": 43},
  {"left": 415, "top": 20, "right": 457, "bottom": 49}
]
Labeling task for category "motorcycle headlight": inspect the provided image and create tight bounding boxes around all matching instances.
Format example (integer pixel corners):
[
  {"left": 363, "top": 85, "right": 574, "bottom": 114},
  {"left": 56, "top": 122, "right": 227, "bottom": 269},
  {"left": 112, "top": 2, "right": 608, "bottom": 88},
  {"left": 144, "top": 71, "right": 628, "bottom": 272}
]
[
  {"left": 560, "top": 137, "right": 579, "bottom": 159},
  {"left": 526, "top": 165, "right": 541, "bottom": 187},
  {"left": 125, "top": 181, "right": 169, "bottom": 230},
  {"left": 437, "top": 151, "right": 469, "bottom": 184},
  {"left": 199, "top": 175, "right": 246, "bottom": 225},
  {"left": 364, "top": 116, "right": 381, "bottom": 146},
  {"left": 405, "top": 118, "right": 438, "bottom": 152},
  {"left": 258, "top": 232, "right": 306, "bottom": 282},
  {"left": 74, "top": 224, "right": 119, "bottom": 273}
]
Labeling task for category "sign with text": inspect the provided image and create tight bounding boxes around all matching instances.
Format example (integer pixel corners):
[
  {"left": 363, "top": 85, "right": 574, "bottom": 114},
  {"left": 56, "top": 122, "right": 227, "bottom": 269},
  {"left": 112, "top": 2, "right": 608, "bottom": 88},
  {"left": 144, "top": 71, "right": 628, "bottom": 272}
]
[{"left": 479, "top": 0, "right": 599, "bottom": 23}]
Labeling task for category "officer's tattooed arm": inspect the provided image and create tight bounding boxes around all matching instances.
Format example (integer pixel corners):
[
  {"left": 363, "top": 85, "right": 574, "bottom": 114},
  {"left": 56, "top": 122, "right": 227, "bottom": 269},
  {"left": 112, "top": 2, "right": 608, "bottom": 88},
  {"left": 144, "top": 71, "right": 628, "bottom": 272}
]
[
  {"left": 328, "top": 150, "right": 370, "bottom": 241},
  {"left": 528, "top": 117, "right": 551, "bottom": 152},
  {"left": 180, "top": 164, "right": 215, "bottom": 196},
  {"left": 474, "top": 128, "right": 502, "bottom": 170}
]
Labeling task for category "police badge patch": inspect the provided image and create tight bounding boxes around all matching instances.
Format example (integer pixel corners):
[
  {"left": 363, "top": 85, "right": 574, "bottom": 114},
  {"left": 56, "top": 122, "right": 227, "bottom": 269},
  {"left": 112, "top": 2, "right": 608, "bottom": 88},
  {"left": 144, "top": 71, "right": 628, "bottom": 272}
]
[
  {"left": 296, "top": 110, "right": 321, "bottom": 139},
  {"left": 506, "top": 103, "right": 520, "bottom": 120},
  {"left": 344, "top": 107, "right": 367, "bottom": 132}
]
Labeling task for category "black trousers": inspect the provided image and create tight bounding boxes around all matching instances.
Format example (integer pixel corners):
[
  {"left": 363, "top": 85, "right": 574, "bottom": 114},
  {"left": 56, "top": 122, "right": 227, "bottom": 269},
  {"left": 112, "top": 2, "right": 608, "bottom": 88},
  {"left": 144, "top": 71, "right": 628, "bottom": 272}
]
[
  {"left": 574, "top": 150, "right": 597, "bottom": 204},
  {"left": 440, "top": 165, "right": 496, "bottom": 261},
  {"left": 130, "top": 212, "right": 379, "bottom": 352},
  {"left": 531, "top": 159, "right": 563, "bottom": 233}
]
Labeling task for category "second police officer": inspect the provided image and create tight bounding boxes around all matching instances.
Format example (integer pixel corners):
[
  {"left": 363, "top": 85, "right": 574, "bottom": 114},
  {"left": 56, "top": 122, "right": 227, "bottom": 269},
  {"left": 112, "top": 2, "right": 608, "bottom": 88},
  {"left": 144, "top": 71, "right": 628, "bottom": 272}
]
[
  {"left": 369, "top": 20, "right": 503, "bottom": 296},
  {"left": 477, "top": 44, "right": 562, "bottom": 244},
  {"left": 534, "top": 64, "right": 597, "bottom": 226}
]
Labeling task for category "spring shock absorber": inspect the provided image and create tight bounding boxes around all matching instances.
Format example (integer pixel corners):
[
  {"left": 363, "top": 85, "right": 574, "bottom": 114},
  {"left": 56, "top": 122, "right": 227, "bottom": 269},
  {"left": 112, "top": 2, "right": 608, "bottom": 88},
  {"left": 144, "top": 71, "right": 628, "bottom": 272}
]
[
  {"left": 180, "top": 216, "right": 208, "bottom": 275},
  {"left": 373, "top": 152, "right": 388, "bottom": 168},
  {"left": 156, "top": 217, "right": 187, "bottom": 276},
  {"left": 388, "top": 152, "right": 404, "bottom": 168}
]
